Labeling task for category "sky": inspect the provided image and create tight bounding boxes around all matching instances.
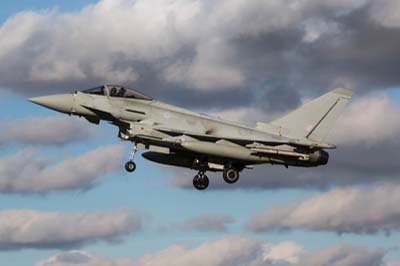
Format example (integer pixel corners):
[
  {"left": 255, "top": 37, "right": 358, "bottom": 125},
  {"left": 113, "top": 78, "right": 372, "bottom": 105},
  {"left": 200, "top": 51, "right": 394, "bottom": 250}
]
[{"left": 1, "top": 0, "right": 400, "bottom": 265}]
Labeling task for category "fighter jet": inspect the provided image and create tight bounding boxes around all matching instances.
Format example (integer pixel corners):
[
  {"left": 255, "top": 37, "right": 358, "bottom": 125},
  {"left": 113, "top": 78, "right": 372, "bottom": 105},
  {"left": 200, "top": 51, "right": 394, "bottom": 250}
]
[{"left": 29, "top": 85, "right": 352, "bottom": 190}]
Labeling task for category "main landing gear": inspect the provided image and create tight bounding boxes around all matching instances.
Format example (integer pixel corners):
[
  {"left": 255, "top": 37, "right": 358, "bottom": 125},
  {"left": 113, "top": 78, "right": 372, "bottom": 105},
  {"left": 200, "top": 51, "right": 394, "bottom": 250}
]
[
  {"left": 193, "top": 171, "right": 209, "bottom": 190},
  {"left": 192, "top": 165, "right": 240, "bottom": 190},
  {"left": 223, "top": 166, "right": 240, "bottom": 184},
  {"left": 125, "top": 145, "right": 137, "bottom": 173}
]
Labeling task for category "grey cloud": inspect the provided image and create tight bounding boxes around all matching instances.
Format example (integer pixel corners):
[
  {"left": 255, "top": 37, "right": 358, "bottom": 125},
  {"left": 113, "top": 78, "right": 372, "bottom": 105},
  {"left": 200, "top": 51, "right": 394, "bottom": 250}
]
[
  {"left": 1, "top": 0, "right": 400, "bottom": 112},
  {"left": 0, "top": 116, "right": 98, "bottom": 146},
  {"left": 248, "top": 184, "right": 400, "bottom": 235},
  {"left": 294, "top": 10, "right": 400, "bottom": 92},
  {"left": 0, "top": 144, "right": 124, "bottom": 194},
  {"left": 369, "top": 0, "right": 400, "bottom": 28},
  {"left": 0, "top": 209, "right": 141, "bottom": 250},
  {"left": 36, "top": 236, "right": 387, "bottom": 266},
  {"left": 171, "top": 93, "right": 400, "bottom": 190},
  {"left": 162, "top": 39, "right": 245, "bottom": 90},
  {"left": 180, "top": 215, "right": 235, "bottom": 232},
  {"left": 258, "top": 84, "right": 302, "bottom": 113}
]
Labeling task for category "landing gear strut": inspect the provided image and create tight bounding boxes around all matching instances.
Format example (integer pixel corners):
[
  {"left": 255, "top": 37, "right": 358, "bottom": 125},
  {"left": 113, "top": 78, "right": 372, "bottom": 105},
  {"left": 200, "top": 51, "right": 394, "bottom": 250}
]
[
  {"left": 125, "top": 144, "right": 137, "bottom": 173},
  {"left": 193, "top": 171, "right": 209, "bottom": 190},
  {"left": 223, "top": 166, "right": 240, "bottom": 184}
]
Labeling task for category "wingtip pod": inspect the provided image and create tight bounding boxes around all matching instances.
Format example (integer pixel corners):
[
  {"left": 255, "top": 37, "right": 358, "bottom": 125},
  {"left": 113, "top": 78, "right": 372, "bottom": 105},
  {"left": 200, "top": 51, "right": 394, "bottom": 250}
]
[{"left": 332, "top": 87, "right": 353, "bottom": 98}]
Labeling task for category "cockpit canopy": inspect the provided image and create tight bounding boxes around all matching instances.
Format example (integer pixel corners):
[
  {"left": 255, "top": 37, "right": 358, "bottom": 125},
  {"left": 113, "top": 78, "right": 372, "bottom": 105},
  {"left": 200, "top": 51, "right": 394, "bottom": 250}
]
[{"left": 82, "top": 85, "right": 153, "bottom": 101}]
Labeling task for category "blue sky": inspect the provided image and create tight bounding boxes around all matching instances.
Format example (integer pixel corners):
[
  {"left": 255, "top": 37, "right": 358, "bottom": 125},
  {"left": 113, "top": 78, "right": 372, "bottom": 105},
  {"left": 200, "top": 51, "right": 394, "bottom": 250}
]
[
  {"left": 0, "top": 0, "right": 97, "bottom": 23},
  {"left": 1, "top": 1, "right": 400, "bottom": 266}
]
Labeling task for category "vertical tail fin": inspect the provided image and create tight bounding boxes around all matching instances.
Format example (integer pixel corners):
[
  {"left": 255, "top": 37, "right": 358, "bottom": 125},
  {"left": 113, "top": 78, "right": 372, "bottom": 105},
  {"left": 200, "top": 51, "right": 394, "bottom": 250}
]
[{"left": 270, "top": 88, "right": 353, "bottom": 142}]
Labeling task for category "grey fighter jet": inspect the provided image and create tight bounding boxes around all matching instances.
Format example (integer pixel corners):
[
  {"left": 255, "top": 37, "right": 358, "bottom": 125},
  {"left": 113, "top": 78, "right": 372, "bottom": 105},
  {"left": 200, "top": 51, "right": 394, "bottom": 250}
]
[{"left": 29, "top": 85, "right": 352, "bottom": 190}]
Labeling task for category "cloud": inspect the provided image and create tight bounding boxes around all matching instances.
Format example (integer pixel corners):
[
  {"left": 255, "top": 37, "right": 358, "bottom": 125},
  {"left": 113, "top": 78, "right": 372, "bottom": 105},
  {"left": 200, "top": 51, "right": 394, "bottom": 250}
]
[
  {"left": 263, "top": 241, "right": 305, "bottom": 264},
  {"left": 162, "top": 39, "right": 245, "bottom": 90},
  {"left": 0, "top": 144, "right": 125, "bottom": 194},
  {"left": 370, "top": 0, "right": 400, "bottom": 28},
  {"left": 0, "top": 0, "right": 202, "bottom": 92},
  {"left": 248, "top": 184, "right": 400, "bottom": 235},
  {"left": 2, "top": 0, "right": 400, "bottom": 112},
  {"left": 0, "top": 209, "right": 141, "bottom": 250},
  {"left": 0, "top": 116, "right": 98, "bottom": 146},
  {"left": 329, "top": 93, "right": 400, "bottom": 145},
  {"left": 297, "top": 244, "right": 385, "bottom": 266},
  {"left": 179, "top": 214, "right": 235, "bottom": 232},
  {"left": 36, "top": 236, "right": 387, "bottom": 266},
  {"left": 171, "top": 92, "right": 400, "bottom": 190}
]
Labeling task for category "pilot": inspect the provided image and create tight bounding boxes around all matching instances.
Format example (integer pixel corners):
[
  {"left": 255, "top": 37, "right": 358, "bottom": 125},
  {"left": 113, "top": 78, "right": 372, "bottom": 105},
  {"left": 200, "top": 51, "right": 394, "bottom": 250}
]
[
  {"left": 117, "top": 88, "right": 126, "bottom": 97},
  {"left": 110, "top": 87, "right": 117, "bottom": 96}
]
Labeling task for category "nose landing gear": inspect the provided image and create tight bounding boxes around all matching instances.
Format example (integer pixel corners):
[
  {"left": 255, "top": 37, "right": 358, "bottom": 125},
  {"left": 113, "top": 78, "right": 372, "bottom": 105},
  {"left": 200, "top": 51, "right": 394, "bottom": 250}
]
[
  {"left": 125, "top": 145, "right": 137, "bottom": 173},
  {"left": 125, "top": 161, "right": 136, "bottom": 172},
  {"left": 193, "top": 171, "right": 209, "bottom": 190}
]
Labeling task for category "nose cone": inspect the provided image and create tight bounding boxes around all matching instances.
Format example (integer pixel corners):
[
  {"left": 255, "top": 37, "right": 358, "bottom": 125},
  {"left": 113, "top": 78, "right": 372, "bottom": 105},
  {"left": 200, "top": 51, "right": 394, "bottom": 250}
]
[{"left": 29, "top": 94, "right": 74, "bottom": 114}]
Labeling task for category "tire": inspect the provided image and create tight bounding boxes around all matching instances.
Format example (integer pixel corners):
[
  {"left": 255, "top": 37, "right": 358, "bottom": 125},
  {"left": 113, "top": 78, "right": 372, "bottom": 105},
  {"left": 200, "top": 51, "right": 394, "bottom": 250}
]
[
  {"left": 125, "top": 161, "right": 136, "bottom": 172},
  {"left": 223, "top": 167, "right": 239, "bottom": 184},
  {"left": 193, "top": 174, "right": 209, "bottom": 190}
]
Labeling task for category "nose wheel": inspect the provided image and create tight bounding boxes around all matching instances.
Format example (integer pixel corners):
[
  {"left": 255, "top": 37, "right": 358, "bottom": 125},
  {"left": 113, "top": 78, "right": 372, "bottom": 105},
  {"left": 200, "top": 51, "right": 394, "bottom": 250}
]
[
  {"left": 125, "top": 161, "right": 136, "bottom": 172},
  {"left": 193, "top": 171, "right": 209, "bottom": 190},
  {"left": 125, "top": 144, "right": 138, "bottom": 173}
]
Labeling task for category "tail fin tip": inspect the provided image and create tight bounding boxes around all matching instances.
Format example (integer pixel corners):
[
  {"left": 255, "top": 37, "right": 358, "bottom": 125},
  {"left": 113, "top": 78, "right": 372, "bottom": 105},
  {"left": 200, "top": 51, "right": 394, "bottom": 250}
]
[{"left": 332, "top": 87, "right": 353, "bottom": 98}]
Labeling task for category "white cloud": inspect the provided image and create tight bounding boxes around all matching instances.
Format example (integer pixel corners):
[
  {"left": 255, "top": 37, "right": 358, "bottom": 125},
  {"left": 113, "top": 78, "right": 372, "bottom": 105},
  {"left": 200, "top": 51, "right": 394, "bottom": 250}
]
[
  {"left": 0, "top": 209, "right": 141, "bottom": 250},
  {"left": 330, "top": 92, "right": 400, "bottom": 146},
  {"left": 0, "top": 0, "right": 202, "bottom": 87},
  {"left": 263, "top": 241, "right": 305, "bottom": 264},
  {"left": 0, "top": 144, "right": 124, "bottom": 194},
  {"left": 36, "top": 236, "right": 386, "bottom": 266},
  {"left": 0, "top": 116, "right": 98, "bottom": 145},
  {"left": 248, "top": 183, "right": 400, "bottom": 234},
  {"left": 370, "top": 0, "right": 400, "bottom": 28},
  {"left": 163, "top": 37, "right": 245, "bottom": 90},
  {"left": 0, "top": 11, "right": 46, "bottom": 59},
  {"left": 0, "top": 0, "right": 386, "bottom": 92}
]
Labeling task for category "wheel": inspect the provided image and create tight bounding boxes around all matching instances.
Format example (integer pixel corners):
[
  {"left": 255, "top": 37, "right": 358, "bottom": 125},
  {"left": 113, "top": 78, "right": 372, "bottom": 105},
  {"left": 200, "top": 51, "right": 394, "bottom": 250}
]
[
  {"left": 193, "top": 174, "right": 209, "bottom": 190},
  {"left": 223, "top": 167, "right": 239, "bottom": 184},
  {"left": 125, "top": 161, "right": 136, "bottom": 172}
]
